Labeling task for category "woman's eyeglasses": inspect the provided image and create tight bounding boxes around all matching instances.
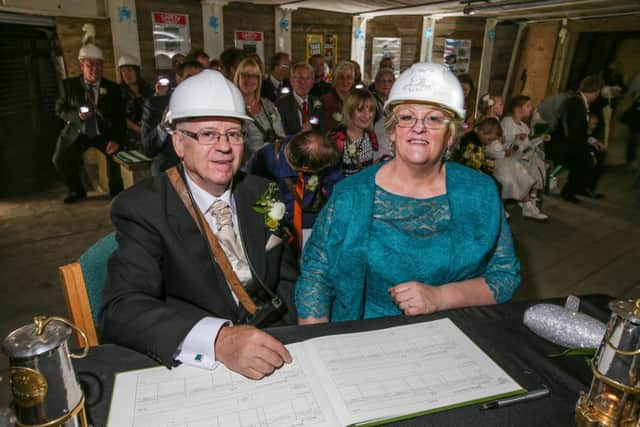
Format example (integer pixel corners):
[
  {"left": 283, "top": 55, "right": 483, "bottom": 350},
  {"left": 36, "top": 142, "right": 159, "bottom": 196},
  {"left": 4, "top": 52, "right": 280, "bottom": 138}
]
[
  {"left": 240, "top": 72, "right": 260, "bottom": 80},
  {"left": 396, "top": 113, "right": 451, "bottom": 130}
]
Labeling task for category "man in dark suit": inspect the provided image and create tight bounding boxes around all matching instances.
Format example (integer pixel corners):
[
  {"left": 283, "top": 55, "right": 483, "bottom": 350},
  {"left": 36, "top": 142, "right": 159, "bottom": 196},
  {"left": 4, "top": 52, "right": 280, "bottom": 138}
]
[
  {"left": 556, "top": 75, "right": 604, "bottom": 203},
  {"left": 52, "top": 43, "right": 126, "bottom": 203},
  {"left": 309, "top": 54, "right": 332, "bottom": 99},
  {"left": 276, "top": 62, "right": 325, "bottom": 136},
  {"left": 261, "top": 52, "right": 291, "bottom": 102},
  {"left": 101, "top": 70, "right": 297, "bottom": 380}
]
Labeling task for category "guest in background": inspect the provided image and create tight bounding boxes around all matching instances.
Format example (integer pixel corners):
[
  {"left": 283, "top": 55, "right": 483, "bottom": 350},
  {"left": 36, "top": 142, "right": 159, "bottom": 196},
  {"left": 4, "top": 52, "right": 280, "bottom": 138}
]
[
  {"left": 321, "top": 60, "right": 355, "bottom": 130},
  {"left": 234, "top": 57, "right": 285, "bottom": 160},
  {"left": 372, "top": 68, "right": 395, "bottom": 122},
  {"left": 220, "top": 48, "right": 247, "bottom": 80},
  {"left": 247, "top": 130, "right": 342, "bottom": 252},
  {"left": 458, "top": 73, "right": 475, "bottom": 133},
  {"left": 368, "top": 56, "right": 395, "bottom": 93},
  {"left": 478, "top": 93, "right": 504, "bottom": 121},
  {"left": 118, "top": 55, "right": 153, "bottom": 150},
  {"left": 261, "top": 52, "right": 291, "bottom": 102},
  {"left": 141, "top": 60, "right": 204, "bottom": 175},
  {"left": 328, "top": 88, "right": 380, "bottom": 176},
  {"left": 168, "top": 53, "right": 185, "bottom": 89},
  {"left": 209, "top": 59, "right": 223, "bottom": 72},
  {"left": 309, "top": 54, "right": 332, "bottom": 98},
  {"left": 276, "top": 62, "right": 325, "bottom": 136},
  {"left": 52, "top": 32, "right": 125, "bottom": 203},
  {"left": 186, "top": 48, "right": 210, "bottom": 69},
  {"left": 349, "top": 60, "right": 365, "bottom": 89},
  {"left": 296, "top": 62, "right": 520, "bottom": 323}
]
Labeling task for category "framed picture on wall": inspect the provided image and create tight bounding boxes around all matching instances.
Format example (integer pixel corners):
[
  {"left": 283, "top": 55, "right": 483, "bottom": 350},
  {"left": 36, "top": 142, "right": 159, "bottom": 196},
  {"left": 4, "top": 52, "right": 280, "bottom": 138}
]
[
  {"left": 151, "top": 12, "right": 191, "bottom": 70},
  {"left": 443, "top": 39, "right": 471, "bottom": 74},
  {"left": 234, "top": 31, "right": 265, "bottom": 65},
  {"left": 306, "top": 34, "right": 324, "bottom": 63}
]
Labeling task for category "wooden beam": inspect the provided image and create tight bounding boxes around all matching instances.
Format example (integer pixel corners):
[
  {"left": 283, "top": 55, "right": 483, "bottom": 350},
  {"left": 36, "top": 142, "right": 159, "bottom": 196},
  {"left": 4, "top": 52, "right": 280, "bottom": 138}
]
[
  {"left": 419, "top": 16, "right": 436, "bottom": 62},
  {"left": 476, "top": 18, "right": 497, "bottom": 118},
  {"left": 502, "top": 22, "right": 526, "bottom": 102}
]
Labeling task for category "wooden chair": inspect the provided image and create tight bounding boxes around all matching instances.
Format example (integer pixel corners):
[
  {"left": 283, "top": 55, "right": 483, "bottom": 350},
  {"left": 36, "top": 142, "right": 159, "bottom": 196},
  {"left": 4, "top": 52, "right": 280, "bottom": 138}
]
[{"left": 59, "top": 233, "right": 117, "bottom": 347}]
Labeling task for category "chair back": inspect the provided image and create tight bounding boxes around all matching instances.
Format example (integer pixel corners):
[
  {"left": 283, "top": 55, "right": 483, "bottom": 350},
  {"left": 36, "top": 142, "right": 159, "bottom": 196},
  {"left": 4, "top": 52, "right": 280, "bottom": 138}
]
[{"left": 59, "top": 232, "right": 117, "bottom": 346}]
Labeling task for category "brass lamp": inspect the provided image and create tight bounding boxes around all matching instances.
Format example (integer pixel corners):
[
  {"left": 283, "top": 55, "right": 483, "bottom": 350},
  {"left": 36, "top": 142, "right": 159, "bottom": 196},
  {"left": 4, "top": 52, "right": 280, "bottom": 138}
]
[{"left": 576, "top": 299, "right": 640, "bottom": 426}]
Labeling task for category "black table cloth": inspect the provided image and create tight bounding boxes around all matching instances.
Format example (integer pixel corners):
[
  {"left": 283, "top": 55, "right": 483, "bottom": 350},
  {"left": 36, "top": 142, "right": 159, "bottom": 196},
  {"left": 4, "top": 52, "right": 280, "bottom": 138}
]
[{"left": 72, "top": 294, "right": 612, "bottom": 426}]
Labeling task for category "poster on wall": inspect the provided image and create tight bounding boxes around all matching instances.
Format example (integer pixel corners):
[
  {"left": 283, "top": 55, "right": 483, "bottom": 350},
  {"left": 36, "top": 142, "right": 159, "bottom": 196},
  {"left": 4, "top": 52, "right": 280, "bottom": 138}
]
[
  {"left": 443, "top": 39, "right": 471, "bottom": 74},
  {"left": 323, "top": 34, "right": 338, "bottom": 69},
  {"left": 305, "top": 34, "right": 324, "bottom": 63},
  {"left": 371, "top": 37, "right": 401, "bottom": 78},
  {"left": 151, "top": 12, "right": 191, "bottom": 70},
  {"left": 234, "top": 31, "right": 265, "bottom": 65}
]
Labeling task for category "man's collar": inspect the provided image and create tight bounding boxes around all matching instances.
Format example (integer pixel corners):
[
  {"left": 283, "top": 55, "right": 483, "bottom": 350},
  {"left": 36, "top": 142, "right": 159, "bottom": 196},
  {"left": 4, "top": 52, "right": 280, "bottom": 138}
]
[
  {"left": 293, "top": 92, "right": 307, "bottom": 104},
  {"left": 270, "top": 75, "right": 281, "bottom": 88},
  {"left": 183, "top": 167, "right": 234, "bottom": 214}
]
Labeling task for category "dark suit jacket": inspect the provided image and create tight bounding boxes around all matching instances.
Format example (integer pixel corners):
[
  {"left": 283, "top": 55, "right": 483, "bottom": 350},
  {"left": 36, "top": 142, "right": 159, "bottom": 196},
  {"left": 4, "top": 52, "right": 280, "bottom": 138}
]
[
  {"left": 140, "top": 95, "right": 179, "bottom": 176},
  {"left": 310, "top": 80, "right": 332, "bottom": 99},
  {"left": 100, "top": 171, "right": 299, "bottom": 367},
  {"left": 275, "top": 93, "right": 325, "bottom": 136},
  {"left": 261, "top": 77, "right": 291, "bottom": 103},
  {"left": 55, "top": 76, "right": 126, "bottom": 148},
  {"left": 550, "top": 94, "right": 590, "bottom": 162}
]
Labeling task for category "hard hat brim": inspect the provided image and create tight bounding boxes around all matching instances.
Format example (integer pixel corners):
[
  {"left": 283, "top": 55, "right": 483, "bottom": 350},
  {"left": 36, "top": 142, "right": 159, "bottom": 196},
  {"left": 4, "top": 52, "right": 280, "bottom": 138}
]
[
  {"left": 385, "top": 99, "right": 465, "bottom": 121},
  {"left": 168, "top": 109, "right": 254, "bottom": 124}
]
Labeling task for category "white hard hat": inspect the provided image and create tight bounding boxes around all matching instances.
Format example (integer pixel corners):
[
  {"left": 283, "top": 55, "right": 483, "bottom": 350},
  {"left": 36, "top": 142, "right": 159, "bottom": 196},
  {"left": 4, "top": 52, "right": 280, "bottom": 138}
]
[
  {"left": 384, "top": 62, "right": 466, "bottom": 120},
  {"left": 118, "top": 55, "right": 140, "bottom": 68},
  {"left": 166, "top": 69, "right": 252, "bottom": 124},
  {"left": 78, "top": 44, "right": 104, "bottom": 61}
]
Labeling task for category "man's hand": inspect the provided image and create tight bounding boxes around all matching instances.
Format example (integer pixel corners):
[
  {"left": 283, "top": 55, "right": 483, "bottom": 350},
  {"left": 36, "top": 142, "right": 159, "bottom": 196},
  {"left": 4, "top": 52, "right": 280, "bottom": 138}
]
[
  {"left": 593, "top": 140, "right": 607, "bottom": 152},
  {"left": 105, "top": 141, "right": 120, "bottom": 155},
  {"left": 155, "top": 82, "right": 170, "bottom": 96},
  {"left": 389, "top": 281, "right": 445, "bottom": 316},
  {"left": 215, "top": 325, "right": 292, "bottom": 380}
]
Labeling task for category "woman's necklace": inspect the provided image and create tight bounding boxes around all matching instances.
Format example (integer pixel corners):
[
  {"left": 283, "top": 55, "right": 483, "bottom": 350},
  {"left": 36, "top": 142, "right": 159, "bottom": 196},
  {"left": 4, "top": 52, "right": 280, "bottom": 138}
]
[
  {"left": 245, "top": 98, "right": 260, "bottom": 115},
  {"left": 345, "top": 127, "right": 365, "bottom": 168}
]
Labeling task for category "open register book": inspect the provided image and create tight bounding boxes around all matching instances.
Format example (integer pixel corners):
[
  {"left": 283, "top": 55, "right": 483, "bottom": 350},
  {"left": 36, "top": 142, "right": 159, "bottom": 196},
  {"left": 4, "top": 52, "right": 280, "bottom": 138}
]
[{"left": 108, "top": 318, "right": 525, "bottom": 426}]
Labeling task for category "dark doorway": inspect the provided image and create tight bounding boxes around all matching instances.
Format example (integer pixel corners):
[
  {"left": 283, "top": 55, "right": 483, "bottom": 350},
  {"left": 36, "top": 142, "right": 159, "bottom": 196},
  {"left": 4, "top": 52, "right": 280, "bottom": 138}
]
[{"left": 0, "top": 22, "right": 62, "bottom": 196}]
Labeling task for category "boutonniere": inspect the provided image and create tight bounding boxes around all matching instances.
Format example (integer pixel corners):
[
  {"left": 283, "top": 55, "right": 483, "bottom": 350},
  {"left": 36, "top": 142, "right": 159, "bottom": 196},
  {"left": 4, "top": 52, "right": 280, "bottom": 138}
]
[
  {"left": 305, "top": 175, "right": 319, "bottom": 192},
  {"left": 313, "top": 99, "right": 322, "bottom": 109},
  {"left": 99, "top": 87, "right": 107, "bottom": 96},
  {"left": 332, "top": 112, "right": 343, "bottom": 123},
  {"left": 253, "top": 183, "right": 286, "bottom": 231},
  {"left": 347, "top": 142, "right": 357, "bottom": 158}
]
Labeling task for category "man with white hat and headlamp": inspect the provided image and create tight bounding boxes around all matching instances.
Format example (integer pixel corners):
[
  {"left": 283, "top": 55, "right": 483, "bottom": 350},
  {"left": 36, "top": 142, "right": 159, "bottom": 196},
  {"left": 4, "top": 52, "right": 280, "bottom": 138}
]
[
  {"left": 101, "top": 70, "right": 298, "bottom": 379},
  {"left": 52, "top": 25, "right": 125, "bottom": 203}
]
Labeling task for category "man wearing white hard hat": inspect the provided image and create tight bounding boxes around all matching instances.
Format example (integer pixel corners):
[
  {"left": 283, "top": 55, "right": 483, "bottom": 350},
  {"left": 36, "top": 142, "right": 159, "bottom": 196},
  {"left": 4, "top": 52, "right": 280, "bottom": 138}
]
[
  {"left": 102, "top": 70, "right": 298, "bottom": 379},
  {"left": 52, "top": 26, "right": 125, "bottom": 203}
]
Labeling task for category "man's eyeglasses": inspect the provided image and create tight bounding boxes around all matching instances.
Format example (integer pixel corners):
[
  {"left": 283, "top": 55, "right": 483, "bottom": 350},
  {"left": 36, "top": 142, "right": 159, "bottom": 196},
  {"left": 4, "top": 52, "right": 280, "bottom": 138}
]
[
  {"left": 177, "top": 129, "right": 244, "bottom": 145},
  {"left": 396, "top": 113, "right": 452, "bottom": 130}
]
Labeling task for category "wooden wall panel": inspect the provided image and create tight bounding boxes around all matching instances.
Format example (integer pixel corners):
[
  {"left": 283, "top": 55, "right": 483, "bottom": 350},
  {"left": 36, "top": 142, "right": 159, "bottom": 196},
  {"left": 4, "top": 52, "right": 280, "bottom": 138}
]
[
  {"left": 291, "top": 8, "right": 352, "bottom": 67},
  {"left": 135, "top": 0, "right": 203, "bottom": 82},
  {"left": 510, "top": 21, "right": 559, "bottom": 107},
  {"left": 55, "top": 17, "right": 116, "bottom": 81},
  {"left": 489, "top": 22, "right": 518, "bottom": 96},
  {"left": 365, "top": 15, "right": 422, "bottom": 82}
]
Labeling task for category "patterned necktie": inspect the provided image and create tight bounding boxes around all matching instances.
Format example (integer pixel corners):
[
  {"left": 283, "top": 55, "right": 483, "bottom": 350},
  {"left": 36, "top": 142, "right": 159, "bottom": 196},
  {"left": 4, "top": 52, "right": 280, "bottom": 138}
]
[
  {"left": 208, "top": 200, "right": 251, "bottom": 285},
  {"left": 85, "top": 83, "right": 98, "bottom": 138}
]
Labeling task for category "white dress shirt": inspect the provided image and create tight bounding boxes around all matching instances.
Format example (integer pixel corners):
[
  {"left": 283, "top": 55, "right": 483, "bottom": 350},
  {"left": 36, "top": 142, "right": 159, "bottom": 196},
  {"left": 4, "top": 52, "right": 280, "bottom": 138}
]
[{"left": 174, "top": 169, "right": 249, "bottom": 370}]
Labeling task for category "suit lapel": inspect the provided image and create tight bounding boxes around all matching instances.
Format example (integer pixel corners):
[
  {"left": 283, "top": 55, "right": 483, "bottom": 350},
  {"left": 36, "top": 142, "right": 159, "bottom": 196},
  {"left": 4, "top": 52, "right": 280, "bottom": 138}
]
[
  {"left": 165, "top": 175, "right": 240, "bottom": 319},
  {"left": 233, "top": 176, "right": 267, "bottom": 282}
]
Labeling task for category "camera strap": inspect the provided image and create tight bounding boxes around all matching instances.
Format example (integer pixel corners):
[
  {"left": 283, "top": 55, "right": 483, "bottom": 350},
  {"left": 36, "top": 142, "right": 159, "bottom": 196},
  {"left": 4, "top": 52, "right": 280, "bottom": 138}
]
[{"left": 166, "top": 166, "right": 257, "bottom": 314}]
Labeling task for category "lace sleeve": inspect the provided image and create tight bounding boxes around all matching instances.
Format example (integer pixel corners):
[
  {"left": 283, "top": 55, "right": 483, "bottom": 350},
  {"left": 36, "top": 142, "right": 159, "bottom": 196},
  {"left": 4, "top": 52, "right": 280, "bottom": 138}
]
[
  {"left": 484, "top": 210, "right": 521, "bottom": 303},
  {"left": 294, "top": 194, "right": 340, "bottom": 319}
]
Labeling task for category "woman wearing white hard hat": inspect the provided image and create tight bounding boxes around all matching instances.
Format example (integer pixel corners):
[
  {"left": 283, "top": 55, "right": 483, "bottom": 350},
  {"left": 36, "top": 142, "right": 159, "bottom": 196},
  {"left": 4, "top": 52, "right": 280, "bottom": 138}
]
[
  {"left": 296, "top": 62, "right": 521, "bottom": 323},
  {"left": 118, "top": 55, "right": 152, "bottom": 149}
]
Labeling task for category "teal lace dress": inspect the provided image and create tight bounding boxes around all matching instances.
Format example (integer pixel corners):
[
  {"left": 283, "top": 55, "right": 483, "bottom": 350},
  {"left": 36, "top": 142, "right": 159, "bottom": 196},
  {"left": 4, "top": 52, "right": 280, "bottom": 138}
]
[{"left": 295, "top": 162, "right": 521, "bottom": 322}]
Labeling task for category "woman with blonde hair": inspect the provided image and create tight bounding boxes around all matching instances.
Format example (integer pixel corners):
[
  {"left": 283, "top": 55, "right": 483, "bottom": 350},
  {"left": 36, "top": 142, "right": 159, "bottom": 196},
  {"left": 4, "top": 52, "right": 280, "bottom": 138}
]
[
  {"left": 233, "top": 57, "right": 284, "bottom": 159},
  {"left": 321, "top": 60, "right": 355, "bottom": 130},
  {"left": 296, "top": 63, "right": 520, "bottom": 323},
  {"left": 327, "top": 89, "right": 380, "bottom": 176}
]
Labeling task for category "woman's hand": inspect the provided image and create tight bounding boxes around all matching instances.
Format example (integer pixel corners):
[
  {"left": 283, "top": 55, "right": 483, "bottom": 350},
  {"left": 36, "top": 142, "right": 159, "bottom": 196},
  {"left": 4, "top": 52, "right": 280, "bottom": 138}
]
[{"left": 389, "top": 281, "right": 444, "bottom": 316}]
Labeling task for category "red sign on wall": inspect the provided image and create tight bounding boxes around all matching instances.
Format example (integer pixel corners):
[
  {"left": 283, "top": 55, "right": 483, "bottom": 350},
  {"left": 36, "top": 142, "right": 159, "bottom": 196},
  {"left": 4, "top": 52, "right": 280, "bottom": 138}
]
[
  {"left": 153, "top": 12, "right": 187, "bottom": 25},
  {"left": 235, "top": 31, "right": 264, "bottom": 42}
]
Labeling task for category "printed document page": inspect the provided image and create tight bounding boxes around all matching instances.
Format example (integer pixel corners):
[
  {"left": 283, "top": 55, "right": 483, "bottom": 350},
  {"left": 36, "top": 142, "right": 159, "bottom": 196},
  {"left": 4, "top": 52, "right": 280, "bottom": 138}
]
[
  {"left": 307, "top": 318, "right": 523, "bottom": 426},
  {"left": 108, "top": 319, "right": 523, "bottom": 426},
  {"left": 107, "top": 344, "right": 340, "bottom": 427}
]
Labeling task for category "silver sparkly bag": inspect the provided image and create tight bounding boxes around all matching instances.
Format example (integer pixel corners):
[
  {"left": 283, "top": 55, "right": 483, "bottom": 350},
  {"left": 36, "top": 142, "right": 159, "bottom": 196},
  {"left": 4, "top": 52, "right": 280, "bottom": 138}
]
[{"left": 523, "top": 295, "right": 606, "bottom": 349}]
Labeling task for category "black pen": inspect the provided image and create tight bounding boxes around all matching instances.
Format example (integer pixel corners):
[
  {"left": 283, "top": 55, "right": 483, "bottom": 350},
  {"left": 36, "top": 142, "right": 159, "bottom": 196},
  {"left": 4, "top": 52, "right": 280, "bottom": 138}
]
[{"left": 481, "top": 388, "right": 550, "bottom": 410}]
